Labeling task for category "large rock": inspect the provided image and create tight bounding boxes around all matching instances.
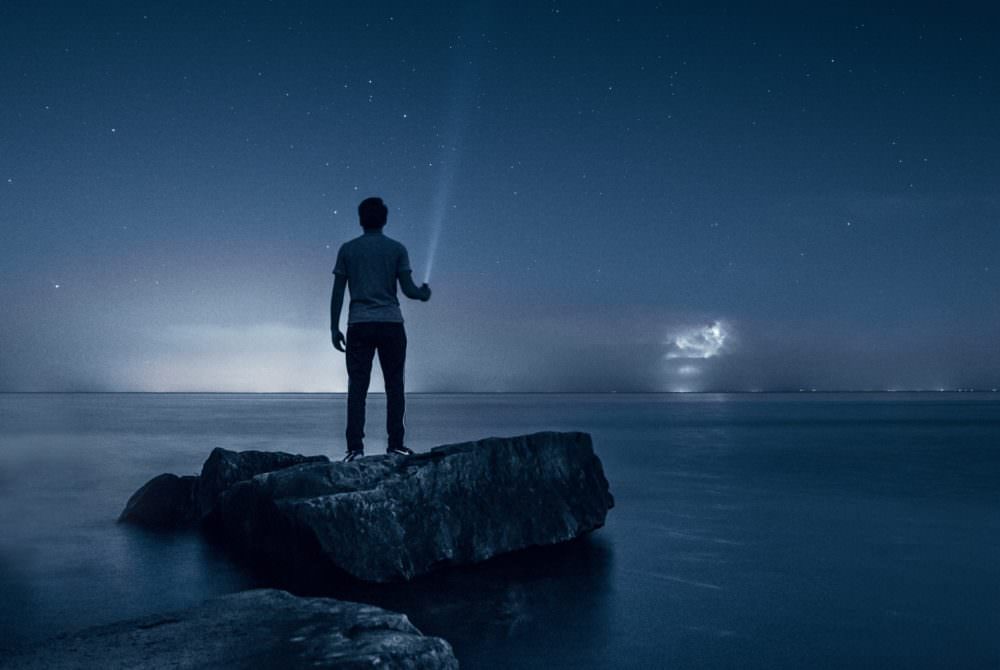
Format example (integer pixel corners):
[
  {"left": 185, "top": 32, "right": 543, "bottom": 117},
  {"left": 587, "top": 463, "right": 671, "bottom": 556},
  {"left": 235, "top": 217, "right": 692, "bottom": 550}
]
[
  {"left": 119, "top": 432, "right": 614, "bottom": 583},
  {"left": 217, "top": 431, "right": 614, "bottom": 582},
  {"left": 0, "top": 589, "right": 457, "bottom": 669}
]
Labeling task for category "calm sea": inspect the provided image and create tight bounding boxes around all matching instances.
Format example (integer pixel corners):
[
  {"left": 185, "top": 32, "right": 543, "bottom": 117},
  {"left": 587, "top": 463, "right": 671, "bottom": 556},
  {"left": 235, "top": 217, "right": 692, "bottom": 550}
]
[{"left": 0, "top": 393, "right": 998, "bottom": 668}]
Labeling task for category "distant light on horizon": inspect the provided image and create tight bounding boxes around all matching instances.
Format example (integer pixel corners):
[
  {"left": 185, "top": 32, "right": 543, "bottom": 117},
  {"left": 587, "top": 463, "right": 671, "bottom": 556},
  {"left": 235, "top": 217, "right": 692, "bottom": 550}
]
[{"left": 665, "top": 321, "right": 731, "bottom": 360}]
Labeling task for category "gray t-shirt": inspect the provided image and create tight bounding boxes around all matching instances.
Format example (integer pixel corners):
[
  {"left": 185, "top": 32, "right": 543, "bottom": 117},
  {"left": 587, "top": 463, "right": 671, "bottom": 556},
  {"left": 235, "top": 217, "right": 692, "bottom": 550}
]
[{"left": 333, "top": 230, "right": 412, "bottom": 324}]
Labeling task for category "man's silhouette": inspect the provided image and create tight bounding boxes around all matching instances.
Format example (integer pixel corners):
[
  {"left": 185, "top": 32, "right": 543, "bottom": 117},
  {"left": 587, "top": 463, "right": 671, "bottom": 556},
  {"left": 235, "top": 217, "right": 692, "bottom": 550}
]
[{"left": 331, "top": 197, "right": 431, "bottom": 462}]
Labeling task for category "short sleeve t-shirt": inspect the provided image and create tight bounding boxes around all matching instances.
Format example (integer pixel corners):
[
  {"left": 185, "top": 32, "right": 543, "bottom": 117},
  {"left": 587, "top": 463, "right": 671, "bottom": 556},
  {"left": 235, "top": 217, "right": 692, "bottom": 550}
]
[{"left": 333, "top": 230, "right": 412, "bottom": 324}]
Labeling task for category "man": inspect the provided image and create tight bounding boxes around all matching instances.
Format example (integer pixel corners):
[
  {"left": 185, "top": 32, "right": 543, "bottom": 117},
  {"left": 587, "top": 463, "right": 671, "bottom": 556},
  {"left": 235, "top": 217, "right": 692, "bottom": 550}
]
[{"left": 330, "top": 196, "right": 431, "bottom": 462}]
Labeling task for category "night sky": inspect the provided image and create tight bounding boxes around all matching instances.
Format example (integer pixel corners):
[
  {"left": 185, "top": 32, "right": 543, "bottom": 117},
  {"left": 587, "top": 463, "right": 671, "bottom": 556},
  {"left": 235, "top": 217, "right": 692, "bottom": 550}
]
[{"left": 2, "top": 2, "right": 998, "bottom": 392}]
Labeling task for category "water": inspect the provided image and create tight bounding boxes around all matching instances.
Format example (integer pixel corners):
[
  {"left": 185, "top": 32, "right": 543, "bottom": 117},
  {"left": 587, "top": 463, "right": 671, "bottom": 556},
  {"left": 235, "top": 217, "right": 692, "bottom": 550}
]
[{"left": 1, "top": 393, "right": 998, "bottom": 668}]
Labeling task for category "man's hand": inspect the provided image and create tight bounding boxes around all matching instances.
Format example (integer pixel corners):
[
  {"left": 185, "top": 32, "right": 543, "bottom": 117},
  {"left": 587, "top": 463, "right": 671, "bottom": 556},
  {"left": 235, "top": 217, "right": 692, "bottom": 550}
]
[
  {"left": 332, "top": 330, "right": 346, "bottom": 352},
  {"left": 398, "top": 271, "right": 431, "bottom": 302}
]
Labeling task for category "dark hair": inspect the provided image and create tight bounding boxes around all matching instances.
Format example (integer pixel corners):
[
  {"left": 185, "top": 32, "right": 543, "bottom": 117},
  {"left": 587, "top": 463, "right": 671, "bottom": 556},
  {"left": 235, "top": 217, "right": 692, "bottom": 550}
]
[{"left": 358, "top": 197, "right": 388, "bottom": 229}]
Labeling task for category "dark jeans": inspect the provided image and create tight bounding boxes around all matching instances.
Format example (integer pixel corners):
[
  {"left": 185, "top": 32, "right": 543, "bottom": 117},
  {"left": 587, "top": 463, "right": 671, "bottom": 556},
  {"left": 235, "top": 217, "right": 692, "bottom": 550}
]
[{"left": 345, "top": 321, "right": 406, "bottom": 452}]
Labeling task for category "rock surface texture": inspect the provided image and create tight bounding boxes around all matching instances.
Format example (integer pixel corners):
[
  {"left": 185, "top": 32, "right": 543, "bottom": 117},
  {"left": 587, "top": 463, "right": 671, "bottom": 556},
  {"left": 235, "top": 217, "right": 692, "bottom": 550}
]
[
  {"left": 197, "top": 448, "right": 330, "bottom": 520},
  {"left": 0, "top": 589, "right": 458, "bottom": 669},
  {"left": 121, "top": 432, "right": 614, "bottom": 583}
]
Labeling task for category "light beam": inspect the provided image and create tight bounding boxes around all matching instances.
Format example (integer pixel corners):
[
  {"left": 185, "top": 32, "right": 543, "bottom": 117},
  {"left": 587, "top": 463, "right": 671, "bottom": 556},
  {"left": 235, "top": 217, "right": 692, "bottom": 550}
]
[{"left": 422, "top": 5, "right": 488, "bottom": 283}]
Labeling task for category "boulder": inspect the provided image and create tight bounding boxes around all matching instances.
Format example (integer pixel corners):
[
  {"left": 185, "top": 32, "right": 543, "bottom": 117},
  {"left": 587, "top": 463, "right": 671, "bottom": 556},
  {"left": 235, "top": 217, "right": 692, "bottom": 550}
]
[
  {"left": 216, "top": 431, "right": 614, "bottom": 582},
  {"left": 118, "top": 473, "right": 199, "bottom": 527},
  {"left": 0, "top": 589, "right": 457, "bottom": 669}
]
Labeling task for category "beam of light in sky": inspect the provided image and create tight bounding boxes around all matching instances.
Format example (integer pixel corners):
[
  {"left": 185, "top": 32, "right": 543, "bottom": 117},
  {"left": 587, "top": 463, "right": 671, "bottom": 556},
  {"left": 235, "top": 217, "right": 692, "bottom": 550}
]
[
  {"left": 423, "top": 7, "right": 486, "bottom": 284},
  {"left": 423, "top": 82, "right": 474, "bottom": 285},
  {"left": 423, "top": 157, "right": 456, "bottom": 284}
]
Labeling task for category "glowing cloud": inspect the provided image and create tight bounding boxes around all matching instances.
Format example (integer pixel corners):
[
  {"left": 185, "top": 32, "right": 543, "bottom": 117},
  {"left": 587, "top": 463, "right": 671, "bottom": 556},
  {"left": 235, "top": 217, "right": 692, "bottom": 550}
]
[{"left": 665, "top": 321, "right": 731, "bottom": 359}]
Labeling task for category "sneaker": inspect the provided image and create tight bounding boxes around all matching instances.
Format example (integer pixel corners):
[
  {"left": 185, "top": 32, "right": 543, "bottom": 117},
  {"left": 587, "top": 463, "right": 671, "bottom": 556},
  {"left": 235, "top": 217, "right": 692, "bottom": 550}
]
[
  {"left": 343, "top": 450, "right": 363, "bottom": 462},
  {"left": 386, "top": 445, "right": 414, "bottom": 456}
]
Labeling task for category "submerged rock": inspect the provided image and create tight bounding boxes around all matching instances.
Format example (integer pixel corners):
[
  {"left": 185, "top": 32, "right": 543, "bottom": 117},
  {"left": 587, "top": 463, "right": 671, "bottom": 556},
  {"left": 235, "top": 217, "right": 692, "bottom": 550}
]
[
  {"left": 0, "top": 589, "right": 457, "bottom": 669},
  {"left": 121, "top": 432, "right": 614, "bottom": 583},
  {"left": 217, "top": 431, "right": 614, "bottom": 582}
]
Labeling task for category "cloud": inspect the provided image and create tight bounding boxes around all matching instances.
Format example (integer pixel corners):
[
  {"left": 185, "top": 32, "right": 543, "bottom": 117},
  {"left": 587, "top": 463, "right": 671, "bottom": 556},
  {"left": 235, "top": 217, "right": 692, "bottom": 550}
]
[{"left": 665, "top": 321, "right": 731, "bottom": 359}]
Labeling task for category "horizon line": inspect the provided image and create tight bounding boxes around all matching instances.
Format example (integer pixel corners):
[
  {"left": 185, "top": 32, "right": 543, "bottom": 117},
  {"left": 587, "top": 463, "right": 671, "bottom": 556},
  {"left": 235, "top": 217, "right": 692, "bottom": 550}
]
[{"left": 1, "top": 389, "right": 998, "bottom": 395}]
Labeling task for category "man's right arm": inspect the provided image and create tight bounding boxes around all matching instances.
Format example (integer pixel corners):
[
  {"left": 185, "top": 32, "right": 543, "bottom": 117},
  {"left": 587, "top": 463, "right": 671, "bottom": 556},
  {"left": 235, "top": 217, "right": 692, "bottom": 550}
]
[
  {"left": 330, "top": 273, "right": 347, "bottom": 351},
  {"left": 398, "top": 271, "right": 431, "bottom": 301}
]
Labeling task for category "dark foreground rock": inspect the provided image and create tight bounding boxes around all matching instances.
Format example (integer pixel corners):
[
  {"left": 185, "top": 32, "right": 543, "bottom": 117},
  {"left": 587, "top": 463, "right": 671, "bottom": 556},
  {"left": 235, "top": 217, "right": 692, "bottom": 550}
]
[
  {"left": 121, "top": 432, "right": 613, "bottom": 583},
  {"left": 1, "top": 589, "right": 458, "bottom": 669}
]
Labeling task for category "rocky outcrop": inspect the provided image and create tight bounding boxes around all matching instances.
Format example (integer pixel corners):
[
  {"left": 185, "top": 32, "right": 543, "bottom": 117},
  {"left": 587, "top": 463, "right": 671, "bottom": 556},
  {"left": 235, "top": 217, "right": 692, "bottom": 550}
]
[
  {"left": 0, "top": 589, "right": 457, "bottom": 669},
  {"left": 219, "top": 432, "right": 613, "bottom": 582},
  {"left": 121, "top": 432, "right": 614, "bottom": 583}
]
